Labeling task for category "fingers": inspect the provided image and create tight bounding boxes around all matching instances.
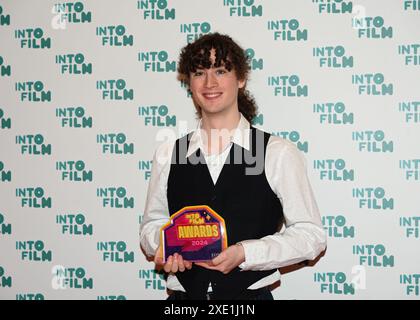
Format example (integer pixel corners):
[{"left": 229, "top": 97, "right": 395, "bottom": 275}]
[
  {"left": 176, "top": 254, "right": 185, "bottom": 272},
  {"left": 195, "top": 262, "right": 210, "bottom": 268},
  {"left": 196, "top": 246, "right": 242, "bottom": 274},
  {"left": 170, "top": 254, "right": 179, "bottom": 273},
  {"left": 195, "top": 261, "right": 218, "bottom": 270},
  {"left": 184, "top": 260, "right": 193, "bottom": 270},
  {"left": 174, "top": 254, "right": 193, "bottom": 272},
  {"left": 154, "top": 245, "right": 163, "bottom": 265},
  {"left": 163, "top": 256, "right": 173, "bottom": 273},
  {"left": 211, "top": 252, "right": 224, "bottom": 266},
  {"left": 161, "top": 246, "right": 240, "bottom": 274},
  {"left": 161, "top": 254, "right": 191, "bottom": 273}
]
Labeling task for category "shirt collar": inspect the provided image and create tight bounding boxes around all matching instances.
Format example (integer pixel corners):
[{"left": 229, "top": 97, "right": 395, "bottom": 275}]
[{"left": 186, "top": 113, "right": 251, "bottom": 157}]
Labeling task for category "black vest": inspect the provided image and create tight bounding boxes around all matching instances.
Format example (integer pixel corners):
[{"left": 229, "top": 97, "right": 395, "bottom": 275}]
[{"left": 167, "top": 126, "right": 284, "bottom": 300}]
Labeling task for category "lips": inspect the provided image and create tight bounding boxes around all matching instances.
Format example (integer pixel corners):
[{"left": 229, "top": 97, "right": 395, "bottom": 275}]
[{"left": 202, "top": 92, "right": 222, "bottom": 100}]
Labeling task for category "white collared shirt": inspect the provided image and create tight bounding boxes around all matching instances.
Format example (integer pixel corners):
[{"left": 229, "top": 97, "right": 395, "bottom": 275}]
[{"left": 140, "top": 113, "right": 327, "bottom": 291}]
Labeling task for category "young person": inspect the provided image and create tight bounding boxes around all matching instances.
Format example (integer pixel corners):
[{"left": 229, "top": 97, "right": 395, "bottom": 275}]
[{"left": 140, "top": 33, "right": 327, "bottom": 300}]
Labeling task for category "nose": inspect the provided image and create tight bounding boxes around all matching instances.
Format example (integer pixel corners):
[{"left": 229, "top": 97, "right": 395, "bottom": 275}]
[{"left": 204, "top": 71, "right": 217, "bottom": 88}]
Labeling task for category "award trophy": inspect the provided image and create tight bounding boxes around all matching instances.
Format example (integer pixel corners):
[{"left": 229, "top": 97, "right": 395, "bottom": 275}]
[{"left": 160, "top": 205, "right": 227, "bottom": 262}]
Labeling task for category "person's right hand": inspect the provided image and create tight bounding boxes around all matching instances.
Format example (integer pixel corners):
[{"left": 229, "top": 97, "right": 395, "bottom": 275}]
[{"left": 154, "top": 245, "right": 192, "bottom": 273}]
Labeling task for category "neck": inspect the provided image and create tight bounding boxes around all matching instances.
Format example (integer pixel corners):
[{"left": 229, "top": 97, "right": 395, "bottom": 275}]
[
  {"left": 201, "top": 109, "right": 241, "bottom": 133},
  {"left": 200, "top": 110, "right": 241, "bottom": 155}
]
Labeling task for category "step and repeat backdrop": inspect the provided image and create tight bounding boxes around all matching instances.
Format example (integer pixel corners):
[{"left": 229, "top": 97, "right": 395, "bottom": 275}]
[{"left": 0, "top": 0, "right": 419, "bottom": 300}]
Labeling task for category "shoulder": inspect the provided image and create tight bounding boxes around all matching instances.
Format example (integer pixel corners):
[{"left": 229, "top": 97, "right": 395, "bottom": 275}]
[
  {"left": 266, "top": 134, "right": 306, "bottom": 166},
  {"left": 266, "top": 134, "right": 299, "bottom": 154}
]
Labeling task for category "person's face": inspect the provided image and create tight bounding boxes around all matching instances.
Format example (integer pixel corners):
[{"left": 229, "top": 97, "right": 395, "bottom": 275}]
[{"left": 189, "top": 49, "right": 245, "bottom": 118}]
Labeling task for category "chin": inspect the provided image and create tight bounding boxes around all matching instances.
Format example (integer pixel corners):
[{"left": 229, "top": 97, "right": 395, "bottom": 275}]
[{"left": 201, "top": 107, "right": 225, "bottom": 115}]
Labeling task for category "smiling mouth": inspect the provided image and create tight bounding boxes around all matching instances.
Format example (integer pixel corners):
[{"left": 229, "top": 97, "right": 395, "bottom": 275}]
[{"left": 202, "top": 92, "right": 222, "bottom": 99}]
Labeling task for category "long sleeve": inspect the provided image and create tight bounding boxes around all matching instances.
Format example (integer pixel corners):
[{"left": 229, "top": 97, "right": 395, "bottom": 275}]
[
  {"left": 239, "top": 137, "right": 327, "bottom": 271},
  {"left": 139, "top": 140, "right": 175, "bottom": 257}
]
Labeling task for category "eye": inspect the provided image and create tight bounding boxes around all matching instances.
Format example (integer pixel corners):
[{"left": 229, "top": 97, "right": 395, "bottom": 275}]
[
  {"left": 193, "top": 70, "right": 204, "bottom": 77},
  {"left": 216, "top": 68, "right": 227, "bottom": 75}
]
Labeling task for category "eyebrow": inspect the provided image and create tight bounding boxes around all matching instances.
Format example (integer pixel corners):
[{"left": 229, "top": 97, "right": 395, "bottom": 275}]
[{"left": 192, "top": 64, "right": 229, "bottom": 71}]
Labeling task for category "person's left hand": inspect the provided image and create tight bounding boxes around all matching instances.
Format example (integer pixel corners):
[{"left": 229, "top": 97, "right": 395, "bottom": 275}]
[{"left": 195, "top": 244, "right": 245, "bottom": 274}]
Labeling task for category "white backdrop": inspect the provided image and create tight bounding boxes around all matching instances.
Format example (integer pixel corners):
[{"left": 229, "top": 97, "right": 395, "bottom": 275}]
[{"left": 0, "top": 0, "right": 419, "bottom": 300}]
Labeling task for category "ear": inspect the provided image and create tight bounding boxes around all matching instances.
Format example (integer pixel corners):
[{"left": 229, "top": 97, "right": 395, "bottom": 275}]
[{"left": 238, "top": 78, "right": 246, "bottom": 89}]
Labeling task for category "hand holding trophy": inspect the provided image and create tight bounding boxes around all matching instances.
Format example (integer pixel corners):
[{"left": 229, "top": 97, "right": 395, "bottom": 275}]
[
  {"left": 160, "top": 205, "right": 228, "bottom": 264},
  {"left": 154, "top": 243, "right": 192, "bottom": 273}
]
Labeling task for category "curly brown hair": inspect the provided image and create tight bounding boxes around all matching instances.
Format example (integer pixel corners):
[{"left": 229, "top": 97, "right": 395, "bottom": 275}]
[{"left": 177, "top": 32, "right": 258, "bottom": 123}]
